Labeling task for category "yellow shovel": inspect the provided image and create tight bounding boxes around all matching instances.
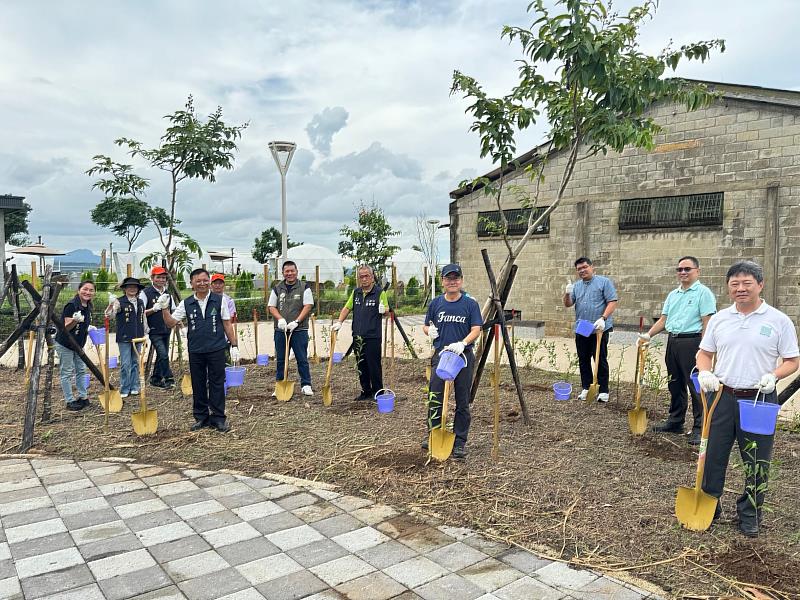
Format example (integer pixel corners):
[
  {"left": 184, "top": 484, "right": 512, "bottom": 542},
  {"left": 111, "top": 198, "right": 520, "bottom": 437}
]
[
  {"left": 675, "top": 387, "right": 722, "bottom": 531},
  {"left": 585, "top": 329, "right": 602, "bottom": 403},
  {"left": 276, "top": 330, "right": 294, "bottom": 401},
  {"left": 98, "top": 316, "right": 122, "bottom": 414},
  {"left": 130, "top": 337, "right": 158, "bottom": 435},
  {"left": 23, "top": 330, "right": 35, "bottom": 393},
  {"left": 429, "top": 379, "right": 455, "bottom": 461},
  {"left": 627, "top": 341, "right": 648, "bottom": 435},
  {"left": 176, "top": 327, "right": 192, "bottom": 396},
  {"left": 321, "top": 328, "right": 337, "bottom": 407},
  {"left": 310, "top": 315, "right": 320, "bottom": 364}
]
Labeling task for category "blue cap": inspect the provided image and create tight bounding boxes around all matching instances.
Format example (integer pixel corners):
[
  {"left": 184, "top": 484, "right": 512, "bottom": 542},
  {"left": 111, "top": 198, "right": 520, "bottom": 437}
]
[{"left": 441, "top": 264, "right": 462, "bottom": 277}]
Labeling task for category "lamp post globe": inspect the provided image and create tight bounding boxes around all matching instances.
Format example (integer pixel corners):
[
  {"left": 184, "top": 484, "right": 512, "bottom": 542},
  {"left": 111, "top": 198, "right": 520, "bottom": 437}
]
[{"left": 268, "top": 141, "right": 297, "bottom": 269}]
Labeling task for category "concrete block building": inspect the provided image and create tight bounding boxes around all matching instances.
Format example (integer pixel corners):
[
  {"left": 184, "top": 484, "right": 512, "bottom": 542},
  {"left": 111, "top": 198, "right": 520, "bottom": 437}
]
[{"left": 448, "top": 81, "right": 800, "bottom": 336}]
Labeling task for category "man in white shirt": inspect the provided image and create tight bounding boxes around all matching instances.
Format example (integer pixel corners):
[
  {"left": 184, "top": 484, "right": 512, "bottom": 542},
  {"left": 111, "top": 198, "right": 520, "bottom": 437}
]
[{"left": 696, "top": 260, "right": 799, "bottom": 537}]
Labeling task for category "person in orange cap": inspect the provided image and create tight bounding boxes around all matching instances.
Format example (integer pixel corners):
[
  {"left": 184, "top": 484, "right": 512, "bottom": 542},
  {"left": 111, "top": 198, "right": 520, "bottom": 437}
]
[
  {"left": 211, "top": 273, "right": 237, "bottom": 361},
  {"left": 140, "top": 266, "right": 175, "bottom": 388}
]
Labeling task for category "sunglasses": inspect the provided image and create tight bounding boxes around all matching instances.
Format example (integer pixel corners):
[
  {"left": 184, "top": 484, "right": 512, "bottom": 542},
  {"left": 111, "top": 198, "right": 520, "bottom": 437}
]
[{"left": 675, "top": 267, "right": 695, "bottom": 273}]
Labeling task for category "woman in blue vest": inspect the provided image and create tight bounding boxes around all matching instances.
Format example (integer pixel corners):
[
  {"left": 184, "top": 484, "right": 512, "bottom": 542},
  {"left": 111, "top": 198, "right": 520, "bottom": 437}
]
[
  {"left": 55, "top": 279, "right": 96, "bottom": 411},
  {"left": 140, "top": 266, "right": 175, "bottom": 389},
  {"left": 106, "top": 277, "right": 147, "bottom": 398},
  {"left": 158, "top": 268, "right": 239, "bottom": 432}
]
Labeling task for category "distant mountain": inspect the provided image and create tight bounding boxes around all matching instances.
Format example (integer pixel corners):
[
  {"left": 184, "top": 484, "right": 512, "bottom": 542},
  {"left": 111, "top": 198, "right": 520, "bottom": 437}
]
[{"left": 61, "top": 248, "right": 100, "bottom": 265}]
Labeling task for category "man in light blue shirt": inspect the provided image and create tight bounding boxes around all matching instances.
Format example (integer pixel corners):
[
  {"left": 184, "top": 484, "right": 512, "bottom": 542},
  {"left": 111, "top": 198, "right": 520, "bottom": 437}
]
[
  {"left": 639, "top": 256, "right": 716, "bottom": 445},
  {"left": 563, "top": 257, "right": 618, "bottom": 402}
]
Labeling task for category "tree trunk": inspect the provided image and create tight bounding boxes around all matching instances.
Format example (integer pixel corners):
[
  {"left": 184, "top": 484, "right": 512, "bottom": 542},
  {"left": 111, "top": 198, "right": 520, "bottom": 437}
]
[{"left": 11, "top": 266, "right": 26, "bottom": 370}]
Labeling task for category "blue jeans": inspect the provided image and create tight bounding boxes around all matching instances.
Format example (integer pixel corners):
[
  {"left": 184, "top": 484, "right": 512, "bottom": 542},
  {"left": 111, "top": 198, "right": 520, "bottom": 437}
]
[
  {"left": 55, "top": 342, "right": 88, "bottom": 404},
  {"left": 118, "top": 342, "right": 142, "bottom": 394},
  {"left": 274, "top": 329, "right": 311, "bottom": 386},
  {"left": 149, "top": 333, "right": 174, "bottom": 384}
]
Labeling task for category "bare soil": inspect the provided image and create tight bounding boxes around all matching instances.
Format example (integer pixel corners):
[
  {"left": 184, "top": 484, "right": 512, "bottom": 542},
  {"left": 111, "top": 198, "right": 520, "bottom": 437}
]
[{"left": 2, "top": 356, "right": 799, "bottom": 599}]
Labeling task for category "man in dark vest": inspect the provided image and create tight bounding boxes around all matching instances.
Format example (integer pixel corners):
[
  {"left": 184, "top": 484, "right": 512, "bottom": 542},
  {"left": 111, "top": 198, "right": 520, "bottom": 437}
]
[
  {"left": 140, "top": 266, "right": 175, "bottom": 389},
  {"left": 160, "top": 268, "right": 239, "bottom": 432},
  {"left": 268, "top": 260, "right": 314, "bottom": 397},
  {"left": 333, "top": 264, "right": 388, "bottom": 401}
]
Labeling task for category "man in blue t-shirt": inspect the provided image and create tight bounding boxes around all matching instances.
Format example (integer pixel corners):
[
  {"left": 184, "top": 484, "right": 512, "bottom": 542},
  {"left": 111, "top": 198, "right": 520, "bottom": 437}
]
[
  {"left": 563, "top": 257, "right": 618, "bottom": 402},
  {"left": 422, "top": 264, "right": 483, "bottom": 459}
]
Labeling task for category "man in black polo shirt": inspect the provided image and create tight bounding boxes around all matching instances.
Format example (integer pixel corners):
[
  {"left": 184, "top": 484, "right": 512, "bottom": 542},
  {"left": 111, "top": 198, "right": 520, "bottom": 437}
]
[
  {"left": 140, "top": 266, "right": 175, "bottom": 389},
  {"left": 160, "top": 268, "right": 239, "bottom": 432},
  {"left": 333, "top": 265, "right": 389, "bottom": 401}
]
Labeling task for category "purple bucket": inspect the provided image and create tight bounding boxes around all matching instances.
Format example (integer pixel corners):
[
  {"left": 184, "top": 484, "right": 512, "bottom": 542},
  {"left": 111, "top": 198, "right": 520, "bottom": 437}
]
[
  {"left": 375, "top": 389, "right": 395, "bottom": 413},
  {"left": 108, "top": 355, "right": 118, "bottom": 369},
  {"left": 738, "top": 399, "right": 780, "bottom": 435},
  {"left": 332, "top": 352, "right": 343, "bottom": 363},
  {"left": 575, "top": 319, "right": 594, "bottom": 337},
  {"left": 225, "top": 366, "right": 246, "bottom": 387},
  {"left": 88, "top": 327, "right": 106, "bottom": 346},
  {"left": 690, "top": 370, "right": 701, "bottom": 393},
  {"left": 553, "top": 381, "right": 572, "bottom": 401},
  {"left": 435, "top": 351, "right": 468, "bottom": 381},
  {"left": 256, "top": 354, "right": 269, "bottom": 366}
]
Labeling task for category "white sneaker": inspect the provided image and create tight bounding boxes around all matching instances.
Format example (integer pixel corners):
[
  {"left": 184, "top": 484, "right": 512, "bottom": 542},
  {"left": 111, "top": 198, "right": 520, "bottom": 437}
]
[
  {"left": 578, "top": 389, "right": 588, "bottom": 401},
  {"left": 271, "top": 390, "right": 277, "bottom": 398},
  {"left": 130, "top": 390, "right": 140, "bottom": 396},
  {"left": 120, "top": 392, "right": 130, "bottom": 398},
  {"left": 598, "top": 393, "right": 609, "bottom": 403},
  {"left": 301, "top": 385, "right": 313, "bottom": 396}
]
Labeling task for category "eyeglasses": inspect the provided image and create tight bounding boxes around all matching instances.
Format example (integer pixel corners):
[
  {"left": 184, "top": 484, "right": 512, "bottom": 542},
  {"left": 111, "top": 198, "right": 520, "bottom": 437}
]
[{"left": 675, "top": 267, "right": 695, "bottom": 273}]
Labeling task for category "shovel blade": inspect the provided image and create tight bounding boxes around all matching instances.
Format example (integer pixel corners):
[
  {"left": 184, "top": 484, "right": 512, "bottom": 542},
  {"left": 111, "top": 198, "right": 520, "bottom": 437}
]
[
  {"left": 585, "top": 383, "right": 599, "bottom": 404},
  {"left": 276, "top": 380, "right": 294, "bottom": 402},
  {"left": 321, "top": 385, "right": 332, "bottom": 407},
  {"left": 429, "top": 427, "right": 455, "bottom": 462},
  {"left": 99, "top": 391, "right": 123, "bottom": 413},
  {"left": 675, "top": 486, "right": 717, "bottom": 531},
  {"left": 131, "top": 410, "right": 158, "bottom": 436},
  {"left": 627, "top": 408, "right": 647, "bottom": 435},
  {"left": 425, "top": 366, "right": 431, "bottom": 381},
  {"left": 181, "top": 375, "right": 193, "bottom": 396}
]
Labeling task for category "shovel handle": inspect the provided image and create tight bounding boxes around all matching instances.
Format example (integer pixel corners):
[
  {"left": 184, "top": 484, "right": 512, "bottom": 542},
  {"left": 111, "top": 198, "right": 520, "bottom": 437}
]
[
  {"left": 324, "top": 329, "right": 337, "bottom": 385},
  {"left": 283, "top": 330, "right": 292, "bottom": 380},
  {"left": 440, "top": 379, "right": 452, "bottom": 430}
]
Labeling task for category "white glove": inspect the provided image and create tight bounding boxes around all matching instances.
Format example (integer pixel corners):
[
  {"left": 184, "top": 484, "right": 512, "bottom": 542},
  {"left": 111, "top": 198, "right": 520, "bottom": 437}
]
[
  {"left": 277, "top": 318, "right": 287, "bottom": 331},
  {"left": 287, "top": 320, "right": 299, "bottom": 332},
  {"left": 444, "top": 341, "right": 465, "bottom": 355},
  {"left": 230, "top": 346, "right": 241, "bottom": 363},
  {"left": 378, "top": 302, "right": 386, "bottom": 314},
  {"left": 564, "top": 282, "right": 574, "bottom": 295},
  {"left": 88, "top": 325, "right": 97, "bottom": 332},
  {"left": 427, "top": 324, "right": 439, "bottom": 340},
  {"left": 698, "top": 370, "right": 720, "bottom": 393},
  {"left": 593, "top": 317, "right": 606, "bottom": 331},
  {"left": 331, "top": 321, "right": 342, "bottom": 332},
  {"left": 758, "top": 373, "right": 777, "bottom": 394},
  {"left": 638, "top": 333, "right": 651, "bottom": 345},
  {"left": 157, "top": 293, "right": 171, "bottom": 310},
  {"left": 71, "top": 311, "right": 85, "bottom": 323}
]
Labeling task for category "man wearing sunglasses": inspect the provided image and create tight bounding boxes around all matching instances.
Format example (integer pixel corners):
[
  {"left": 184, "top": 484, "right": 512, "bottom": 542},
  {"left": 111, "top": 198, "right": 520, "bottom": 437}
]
[{"left": 638, "top": 256, "right": 716, "bottom": 445}]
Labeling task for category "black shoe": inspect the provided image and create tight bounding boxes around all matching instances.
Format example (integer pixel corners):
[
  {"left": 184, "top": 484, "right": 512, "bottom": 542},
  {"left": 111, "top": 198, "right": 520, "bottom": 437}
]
[
  {"left": 150, "top": 379, "right": 166, "bottom": 388},
  {"left": 190, "top": 421, "right": 208, "bottom": 431},
  {"left": 712, "top": 503, "right": 723, "bottom": 522},
  {"left": 164, "top": 379, "right": 176, "bottom": 389},
  {"left": 214, "top": 421, "right": 231, "bottom": 433},
  {"left": 651, "top": 421, "right": 683, "bottom": 434},
  {"left": 452, "top": 445, "right": 466, "bottom": 459},
  {"left": 688, "top": 431, "right": 701, "bottom": 446},
  {"left": 421, "top": 437, "right": 429, "bottom": 450},
  {"left": 738, "top": 520, "right": 759, "bottom": 538},
  {"left": 77, "top": 398, "right": 90, "bottom": 408},
  {"left": 355, "top": 392, "right": 371, "bottom": 401},
  {"left": 66, "top": 401, "right": 84, "bottom": 411}
]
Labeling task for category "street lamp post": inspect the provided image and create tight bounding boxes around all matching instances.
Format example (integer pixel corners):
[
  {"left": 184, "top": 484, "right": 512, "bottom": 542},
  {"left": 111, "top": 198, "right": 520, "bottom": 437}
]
[
  {"left": 268, "top": 141, "right": 297, "bottom": 269},
  {"left": 426, "top": 219, "right": 440, "bottom": 300}
]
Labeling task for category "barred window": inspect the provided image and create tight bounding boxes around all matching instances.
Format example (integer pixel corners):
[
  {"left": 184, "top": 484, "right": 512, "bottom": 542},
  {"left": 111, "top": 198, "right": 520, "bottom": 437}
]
[
  {"left": 618, "top": 193, "right": 723, "bottom": 230},
  {"left": 477, "top": 207, "right": 550, "bottom": 238}
]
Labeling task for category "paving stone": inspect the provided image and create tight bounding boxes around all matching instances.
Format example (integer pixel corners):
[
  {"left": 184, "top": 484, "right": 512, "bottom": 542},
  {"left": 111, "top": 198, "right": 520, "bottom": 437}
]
[
  {"left": 161, "top": 489, "right": 214, "bottom": 508},
  {"left": 426, "top": 542, "right": 489, "bottom": 572},
  {"left": 148, "top": 534, "right": 212, "bottom": 564},
  {"left": 10, "top": 532, "right": 75, "bottom": 561},
  {"left": 115, "top": 498, "right": 171, "bottom": 519},
  {"left": 92, "top": 470, "right": 137, "bottom": 485},
  {"left": 56, "top": 496, "right": 111, "bottom": 517},
  {"left": 309, "top": 489, "right": 340, "bottom": 501},
  {"left": 33, "top": 463, "right": 78, "bottom": 477},
  {"left": 20, "top": 563, "right": 94, "bottom": 599},
  {"left": 238, "top": 476, "right": 277, "bottom": 490},
  {"left": 204, "top": 482, "right": 255, "bottom": 499},
  {"left": 62, "top": 507, "right": 121, "bottom": 530},
  {"left": 78, "top": 532, "right": 144, "bottom": 562},
  {"left": 0, "top": 559, "right": 16, "bottom": 579},
  {"left": 266, "top": 524, "right": 326, "bottom": 551},
  {"left": 0, "top": 476, "right": 44, "bottom": 494},
  {"left": 136, "top": 521, "right": 195, "bottom": 547},
  {"left": 274, "top": 493, "right": 318, "bottom": 511},
  {"left": 97, "top": 564, "right": 173, "bottom": 600},
  {"left": 334, "top": 571, "right": 407, "bottom": 600},
  {"left": 15, "top": 546, "right": 85, "bottom": 578},
  {"left": 174, "top": 499, "right": 227, "bottom": 520},
  {"left": 286, "top": 538, "right": 349, "bottom": 568},
  {"left": 40, "top": 469, "right": 89, "bottom": 486},
  {"left": 0, "top": 495, "right": 52, "bottom": 516},
  {"left": 187, "top": 510, "right": 243, "bottom": 533},
  {"left": 460, "top": 536, "right": 512, "bottom": 557},
  {"left": 568, "top": 575, "right": 646, "bottom": 600},
  {"left": 165, "top": 549, "right": 230, "bottom": 582},
  {"left": 182, "top": 469, "right": 216, "bottom": 480},
  {"left": 134, "top": 466, "right": 168, "bottom": 478},
  {"left": 237, "top": 553, "right": 304, "bottom": 585},
  {"left": 203, "top": 522, "right": 262, "bottom": 547},
  {"left": 179, "top": 566, "right": 252, "bottom": 600},
  {"left": 126, "top": 508, "right": 183, "bottom": 532},
  {"left": 310, "top": 513, "right": 363, "bottom": 538},
  {"left": 459, "top": 558, "right": 525, "bottom": 593},
  {"left": 356, "top": 540, "right": 418, "bottom": 569},
  {"left": 88, "top": 547, "right": 157, "bottom": 580},
  {"left": 218, "top": 589, "right": 266, "bottom": 600},
  {"left": 332, "top": 526, "right": 390, "bottom": 552},
  {"left": 217, "top": 536, "right": 281, "bottom": 567},
  {"left": 397, "top": 527, "right": 454, "bottom": 554},
  {"left": 232, "top": 500, "right": 283, "bottom": 521},
  {"left": 493, "top": 576, "right": 564, "bottom": 600},
  {"left": 533, "top": 562, "right": 598, "bottom": 591},
  {"left": 151, "top": 481, "right": 200, "bottom": 498},
  {"left": 2, "top": 506, "right": 59, "bottom": 529},
  {"left": 329, "top": 495, "right": 373, "bottom": 512},
  {"left": 0, "top": 485, "right": 49, "bottom": 505},
  {"left": 128, "top": 584, "right": 188, "bottom": 599},
  {"left": 50, "top": 486, "right": 102, "bottom": 505},
  {"left": 106, "top": 488, "right": 158, "bottom": 507},
  {"left": 72, "top": 520, "right": 131, "bottom": 546},
  {"left": 47, "top": 478, "right": 94, "bottom": 495},
  {"left": 496, "top": 549, "right": 552, "bottom": 574},
  {"left": 250, "top": 511, "right": 305, "bottom": 535},
  {"left": 218, "top": 490, "right": 268, "bottom": 509},
  {"left": 349, "top": 504, "right": 400, "bottom": 526},
  {"left": 98, "top": 479, "right": 148, "bottom": 496},
  {"left": 413, "top": 573, "right": 486, "bottom": 600},
  {"left": 291, "top": 503, "right": 341, "bottom": 524},
  {"left": 375, "top": 515, "right": 430, "bottom": 540},
  {"left": 437, "top": 525, "right": 476, "bottom": 541},
  {"left": 0, "top": 542, "right": 8, "bottom": 561},
  {"left": 0, "top": 576, "right": 20, "bottom": 599},
  {"left": 259, "top": 484, "right": 300, "bottom": 500},
  {"left": 142, "top": 473, "right": 187, "bottom": 487},
  {"left": 304, "top": 592, "right": 347, "bottom": 600},
  {"left": 38, "top": 582, "right": 106, "bottom": 599},
  {"left": 309, "top": 555, "right": 375, "bottom": 587},
  {"left": 194, "top": 473, "right": 238, "bottom": 488},
  {"left": 254, "top": 569, "right": 327, "bottom": 600},
  {"left": 384, "top": 556, "right": 448, "bottom": 588}
]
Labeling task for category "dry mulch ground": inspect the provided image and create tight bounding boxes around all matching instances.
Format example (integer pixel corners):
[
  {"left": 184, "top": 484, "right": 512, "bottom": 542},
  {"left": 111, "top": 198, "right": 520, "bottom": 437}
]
[{"left": 2, "top": 355, "right": 799, "bottom": 599}]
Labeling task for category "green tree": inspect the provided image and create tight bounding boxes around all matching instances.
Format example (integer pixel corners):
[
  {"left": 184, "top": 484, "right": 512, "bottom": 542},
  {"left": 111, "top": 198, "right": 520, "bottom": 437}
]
[
  {"left": 87, "top": 95, "right": 247, "bottom": 292},
  {"left": 338, "top": 201, "right": 400, "bottom": 278},
  {"left": 5, "top": 201, "right": 32, "bottom": 246},
  {"left": 451, "top": 0, "right": 724, "bottom": 317},
  {"left": 252, "top": 226, "right": 302, "bottom": 264}
]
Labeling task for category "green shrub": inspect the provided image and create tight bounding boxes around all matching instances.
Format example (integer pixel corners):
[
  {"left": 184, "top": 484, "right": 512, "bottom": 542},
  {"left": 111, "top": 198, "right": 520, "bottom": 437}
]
[
  {"left": 80, "top": 270, "right": 95, "bottom": 282},
  {"left": 407, "top": 276, "right": 419, "bottom": 296},
  {"left": 235, "top": 271, "right": 255, "bottom": 295}
]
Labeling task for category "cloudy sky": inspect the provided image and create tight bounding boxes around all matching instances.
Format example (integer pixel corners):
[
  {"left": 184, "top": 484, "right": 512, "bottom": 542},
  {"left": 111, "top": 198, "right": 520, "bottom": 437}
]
[{"left": 1, "top": 0, "right": 797, "bottom": 259}]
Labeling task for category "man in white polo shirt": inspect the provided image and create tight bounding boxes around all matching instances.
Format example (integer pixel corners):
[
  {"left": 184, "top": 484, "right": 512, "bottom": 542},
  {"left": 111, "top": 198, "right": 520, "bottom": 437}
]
[{"left": 696, "top": 260, "right": 799, "bottom": 537}]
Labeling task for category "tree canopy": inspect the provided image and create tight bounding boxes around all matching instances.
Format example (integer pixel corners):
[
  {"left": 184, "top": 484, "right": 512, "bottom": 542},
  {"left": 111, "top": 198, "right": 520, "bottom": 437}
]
[
  {"left": 252, "top": 226, "right": 302, "bottom": 264},
  {"left": 338, "top": 202, "right": 400, "bottom": 278}
]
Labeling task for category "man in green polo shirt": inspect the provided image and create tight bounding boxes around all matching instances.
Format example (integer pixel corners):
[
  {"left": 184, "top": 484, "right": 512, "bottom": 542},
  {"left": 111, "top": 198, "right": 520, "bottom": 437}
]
[{"left": 639, "top": 256, "right": 716, "bottom": 445}]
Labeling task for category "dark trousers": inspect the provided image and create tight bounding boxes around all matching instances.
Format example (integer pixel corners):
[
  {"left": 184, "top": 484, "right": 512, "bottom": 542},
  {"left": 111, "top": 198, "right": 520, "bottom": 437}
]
[
  {"left": 702, "top": 389, "right": 776, "bottom": 524},
  {"left": 149, "top": 332, "right": 174, "bottom": 384},
  {"left": 665, "top": 335, "right": 702, "bottom": 431},
  {"left": 274, "top": 329, "right": 311, "bottom": 386},
  {"left": 188, "top": 348, "right": 227, "bottom": 427},
  {"left": 575, "top": 330, "right": 610, "bottom": 393},
  {"left": 354, "top": 336, "right": 383, "bottom": 397},
  {"left": 428, "top": 348, "right": 474, "bottom": 446}
]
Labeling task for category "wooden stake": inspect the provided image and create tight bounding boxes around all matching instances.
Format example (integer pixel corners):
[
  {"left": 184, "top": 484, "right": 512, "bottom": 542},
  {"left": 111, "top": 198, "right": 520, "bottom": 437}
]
[
  {"left": 126, "top": 263, "right": 132, "bottom": 277},
  {"left": 31, "top": 261, "right": 38, "bottom": 290},
  {"left": 390, "top": 311, "right": 395, "bottom": 390},
  {"left": 315, "top": 265, "right": 321, "bottom": 316},
  {"left": 253, "top": 308, "right": 259, "bottom": 356},
  {"left": 11, "top": 265, "right": 26, "bottom": 369},
  {"left": 492, "top": 323, "right": 500, "bottom": 461},
  {"left": 263, "top": 264, "right": 269, "bottom": 305}
]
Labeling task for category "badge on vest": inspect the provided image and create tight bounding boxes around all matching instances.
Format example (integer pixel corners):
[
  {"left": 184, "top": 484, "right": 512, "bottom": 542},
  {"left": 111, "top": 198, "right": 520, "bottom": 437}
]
[{"left": 760, "top": 325, "right": 773, "bottom": 337}]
